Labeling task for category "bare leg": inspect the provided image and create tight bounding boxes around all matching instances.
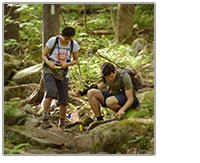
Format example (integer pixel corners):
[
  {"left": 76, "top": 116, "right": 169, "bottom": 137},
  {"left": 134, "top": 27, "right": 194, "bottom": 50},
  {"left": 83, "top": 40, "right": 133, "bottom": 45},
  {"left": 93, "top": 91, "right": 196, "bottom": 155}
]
[
  {"left": 58, "top": 104, "right": 67, "bottom": 130},
  {"left": 41, "top": 98, "right": 53, "bottom": 129},
  {"left": 59, "top": 104, "right": 67, "bottom": 119},
  {"left": 87, "top": 89, "right": 105, "bottom": 118},
  {"left": 106, "top": 96, "right": 121, "bottom": 112},
  {"left": 43, "top": 98, "right": 52, "bottom": 114}
]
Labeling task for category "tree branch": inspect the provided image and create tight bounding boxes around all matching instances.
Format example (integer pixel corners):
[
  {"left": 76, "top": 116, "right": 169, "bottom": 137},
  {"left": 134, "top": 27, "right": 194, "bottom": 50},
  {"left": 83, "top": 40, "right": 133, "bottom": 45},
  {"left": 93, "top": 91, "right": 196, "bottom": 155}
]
[{"left": 95, "top": 51, "right": 122, "bottom": 68}]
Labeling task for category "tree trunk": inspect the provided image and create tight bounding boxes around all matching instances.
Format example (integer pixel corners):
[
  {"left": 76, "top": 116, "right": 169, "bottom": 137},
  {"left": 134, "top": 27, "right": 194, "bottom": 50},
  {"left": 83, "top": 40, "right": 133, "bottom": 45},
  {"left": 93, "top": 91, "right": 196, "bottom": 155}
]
[
  {"left": 42, "top": 4, "right": 60, "bottom": 49},
  {"left": 115, "top": 4, "right": 134, "bottom": 44},
  {"left": 22, "top": 78, "right": 45, "bottom": 105},
  {"left": 23, "top": 4, "right": 60, "bottom": 105},
  {"left": 84, "top": 5, "right": 87, "bottom": 33},
  {"left": 4, "top": 4, "right": 19, "bottom": 54}
]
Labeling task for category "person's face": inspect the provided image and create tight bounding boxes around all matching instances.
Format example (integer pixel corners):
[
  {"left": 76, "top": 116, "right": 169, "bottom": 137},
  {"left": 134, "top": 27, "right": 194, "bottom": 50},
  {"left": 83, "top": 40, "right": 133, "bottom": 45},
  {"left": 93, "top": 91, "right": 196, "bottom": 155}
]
[
  {"left": 104, "top": 71, "right": 117, "bottom": 83},
  {"left": 61, "top": 36, "right": 73, "bottom": 44}
]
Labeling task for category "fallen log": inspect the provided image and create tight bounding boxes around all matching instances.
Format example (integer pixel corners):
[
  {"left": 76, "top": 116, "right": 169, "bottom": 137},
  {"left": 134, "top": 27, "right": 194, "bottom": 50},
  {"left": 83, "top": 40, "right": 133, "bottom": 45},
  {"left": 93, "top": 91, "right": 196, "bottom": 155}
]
[{"left": 92, "top": 30, "right": 114, "bottom": 35}]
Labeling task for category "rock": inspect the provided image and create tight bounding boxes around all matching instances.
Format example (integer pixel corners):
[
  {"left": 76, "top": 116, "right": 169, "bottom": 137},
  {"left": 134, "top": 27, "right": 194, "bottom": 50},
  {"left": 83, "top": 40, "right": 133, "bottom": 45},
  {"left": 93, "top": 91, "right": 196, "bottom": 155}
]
[
  {"left": 132, "top": 38, "right": 146, "bottom": 53},
  {"left": 4, "top": 83, "right": 38, "bottom": 101},
  {"left": 23, "top": 60, "right": 38, "bottom": 68},
  {"left": 12, "top": 64, "right": 42, "bottom": 84},
  {"left": 77, "top": 104, "right": 93, "bottom": 119},
  {"left": 76, "top": 119, "right": 154, "bottom": 154},
  {"left": 86, "top": 119, "right": 120, "bottom": 131},
  {"left": 24, "top": 118, "right": 41, "bottom": 129},
  {"left": 4, "top": 104, "right": 27, "bottom": 126},
  {"left": 81, "top": 117, "right": 94, "bottom": 126},
  {"left": 4, "top": 124, "right": 74, "bottom": 149},
  {"left": 22, "top": 104, "right": 36, "bottom": 115},
  {"left": 4, "top": 60, "right": 22, "bottom": 84}
]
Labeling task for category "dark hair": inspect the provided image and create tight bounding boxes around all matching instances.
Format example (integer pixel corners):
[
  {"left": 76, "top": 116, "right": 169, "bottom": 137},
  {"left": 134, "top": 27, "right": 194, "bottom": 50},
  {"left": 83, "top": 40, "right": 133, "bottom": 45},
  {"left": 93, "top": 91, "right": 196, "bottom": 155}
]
[
  {"left": 61, "top": 27, "right": 75, "bottom": 37},
  {"left": 100, "top": 62, "right": 115, "bottom": 76}
]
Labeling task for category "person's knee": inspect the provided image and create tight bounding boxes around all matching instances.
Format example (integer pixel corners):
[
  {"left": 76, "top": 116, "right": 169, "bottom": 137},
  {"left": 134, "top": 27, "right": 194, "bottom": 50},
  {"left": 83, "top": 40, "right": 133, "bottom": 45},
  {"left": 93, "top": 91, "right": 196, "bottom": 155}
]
[
  {"left": 87, "top": 88, "right": 96, "bottom": 98},
  {"left": 60, "top": 104, "right": 67, "bottom": 109},
  {"left": 106, "top": 97, "right": 118, "bottom": 109},
  {"left": 45, "top": 89, "right": 55, "bottom": 98}
]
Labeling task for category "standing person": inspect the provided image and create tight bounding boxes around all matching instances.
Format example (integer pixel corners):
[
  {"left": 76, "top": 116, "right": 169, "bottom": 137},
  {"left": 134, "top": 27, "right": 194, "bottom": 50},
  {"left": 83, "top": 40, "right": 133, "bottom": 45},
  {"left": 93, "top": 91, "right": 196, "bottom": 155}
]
[
  {"left": 77, "top": 62, "right": 139, "bottom": 120},
  {"left": 41, "top": 27, "right": 80, "bottom": 130}
]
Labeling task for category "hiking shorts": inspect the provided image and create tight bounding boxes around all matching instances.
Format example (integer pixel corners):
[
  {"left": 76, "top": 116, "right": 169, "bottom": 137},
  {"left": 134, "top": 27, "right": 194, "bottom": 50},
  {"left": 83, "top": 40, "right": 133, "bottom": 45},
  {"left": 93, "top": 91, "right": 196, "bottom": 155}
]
[
  {"left": 100, "top": 90, "right": 139, "bottom": 109},
  {"left": 43, "top": 73, "right": 69, "bottom": 105}
]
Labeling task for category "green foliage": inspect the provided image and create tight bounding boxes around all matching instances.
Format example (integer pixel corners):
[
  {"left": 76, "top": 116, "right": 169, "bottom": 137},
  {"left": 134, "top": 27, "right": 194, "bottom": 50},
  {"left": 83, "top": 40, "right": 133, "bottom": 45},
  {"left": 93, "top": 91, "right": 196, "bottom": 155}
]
[
  {"left": 4, "top": 39, "right": 20, "bottom": 47},
  {"left": 4, "top": 4, "right": 42, "bottom": 56},
  {"left": 18, "top": 5, "right": 42, "bottom": 48},
  {"left": 4, "top": 39, "right": 20, "bottom": 53},
  {"left": 123, "top": 90, "right": 154, "bottom": 119},
  {"left": 134, "top": 4, "right": 154, "bottom": 29},
  {"left": 87, "top": 12, "right": 113, "bottom": 31},
  {"left": 140, "top": 90, "right": 154, "bottom": 114},
  {"left": 117, "top": 123, "right": 154, "bottom": 154},
  {"left": 4, "top": 101, "right": 21, "bottom": 122},
  {"left": 4, "top": 143, "right": 31, "bottom": 154}
]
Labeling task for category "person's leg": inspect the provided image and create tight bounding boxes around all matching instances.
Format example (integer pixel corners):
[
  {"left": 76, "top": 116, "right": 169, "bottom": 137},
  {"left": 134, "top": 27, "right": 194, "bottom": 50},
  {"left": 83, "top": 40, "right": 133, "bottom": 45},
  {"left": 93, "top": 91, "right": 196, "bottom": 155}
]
[
  {"left": 43, "top": 98, "right": 53, "bottom": 117},
  {"left": 108, "top": 94, "right": 139, "bottom": 112},
  {"left": 59, "top": 104, "right": 67, "bottom": 119},
  {"left": 56, "top": 78, "right": 68, "bottom": 130},
  {"left": 105, "top": 96, "right": 121, "bottom": 112},
  {"left": 42, "top": 73, "right": 56, "bottom": 128},
  {"left": 58, "top": 104, "right": 67, "bottom": 130},
  {"left": 87, "top": 89, "right": 105, "bottom": 119}
]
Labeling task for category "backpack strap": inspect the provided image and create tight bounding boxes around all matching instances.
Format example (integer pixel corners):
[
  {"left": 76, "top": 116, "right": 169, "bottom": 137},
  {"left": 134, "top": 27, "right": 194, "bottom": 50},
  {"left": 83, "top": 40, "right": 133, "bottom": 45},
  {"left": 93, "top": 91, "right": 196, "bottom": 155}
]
[
  {"left": 48, "top": 38, "right": 73, "bottom": 60},
  {"left": 70, "top": 39, "right": 74, "bottom": 54},
  {"left": 48, "top": 36, "right": 59, "bottom": 59},
  {"left": 120, "top": 70, "right": 126, "bottom": 90}
]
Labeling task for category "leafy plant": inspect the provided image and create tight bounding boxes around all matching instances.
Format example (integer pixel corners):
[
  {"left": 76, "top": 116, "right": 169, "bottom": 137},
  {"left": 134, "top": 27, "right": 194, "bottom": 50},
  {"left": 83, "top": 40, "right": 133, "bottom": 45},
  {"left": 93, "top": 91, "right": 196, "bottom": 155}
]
[
  {"left": 4, "top": 101, "right": 21, "bottom": 122},
  {"left": 4, "top": 143, "right": 31, "bottom": 154}
]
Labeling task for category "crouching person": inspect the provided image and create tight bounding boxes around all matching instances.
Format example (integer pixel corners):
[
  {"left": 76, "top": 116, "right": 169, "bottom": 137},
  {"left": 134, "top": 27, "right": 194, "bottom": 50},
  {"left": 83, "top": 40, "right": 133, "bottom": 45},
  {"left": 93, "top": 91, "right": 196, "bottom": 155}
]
[{"left": 77, "top": 62, "right": 139, "bottom": 121}]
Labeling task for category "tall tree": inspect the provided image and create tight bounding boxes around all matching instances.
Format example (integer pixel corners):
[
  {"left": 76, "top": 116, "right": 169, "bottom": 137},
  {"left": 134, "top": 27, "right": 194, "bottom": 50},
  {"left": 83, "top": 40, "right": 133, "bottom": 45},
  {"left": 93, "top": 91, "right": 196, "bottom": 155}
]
[
  {"left": 4, "top": 4, "right": 19, "bottom": 54},
  {"left": 42, "top": 4, "right": 60, "bottom": 49},
  {"left": 115, "top": 4, "right": 134, "bottom": 44}
]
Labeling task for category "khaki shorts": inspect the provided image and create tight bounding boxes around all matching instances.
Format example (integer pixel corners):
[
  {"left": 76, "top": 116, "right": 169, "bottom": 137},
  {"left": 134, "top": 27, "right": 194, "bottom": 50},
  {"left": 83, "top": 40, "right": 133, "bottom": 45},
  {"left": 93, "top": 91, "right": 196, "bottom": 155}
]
[{"left": 43, "top": 73, "right": 69, "bottom": 105}]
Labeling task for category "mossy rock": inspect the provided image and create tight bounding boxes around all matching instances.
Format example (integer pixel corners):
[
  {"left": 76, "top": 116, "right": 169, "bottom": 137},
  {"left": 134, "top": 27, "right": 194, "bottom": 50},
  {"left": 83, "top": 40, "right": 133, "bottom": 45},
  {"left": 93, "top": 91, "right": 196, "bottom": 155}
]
[
  {"left": 12, "top": 64, "right": 42, "bottom": 84},
  {"left": 76, "top": 118, "right": 154, "bottom": 154},
  {"left": 4, "top": 83, "right": 38, "bottom": 101},
  {"left": 4, "top": 101, "right": 27, "bottom": 126},
  {"left": 4, "top": 59, "right": 22, "bottom": 85}
]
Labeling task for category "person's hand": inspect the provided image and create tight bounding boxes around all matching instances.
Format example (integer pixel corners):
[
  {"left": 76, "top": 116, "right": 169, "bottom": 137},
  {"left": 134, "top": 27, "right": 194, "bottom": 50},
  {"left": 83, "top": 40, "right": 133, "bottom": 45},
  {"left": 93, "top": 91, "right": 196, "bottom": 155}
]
[
  {"left": 116, "top": 109, "right": 125, "bottom": 119},
  {"left": 76, "top": 90, "right": 83, "bottom": 97},
  {"left": 61, "top": 63, "right": 68, "bottom": 69},
  {"left": 48, "top": 62, "right": 56, "bottom": 69}
]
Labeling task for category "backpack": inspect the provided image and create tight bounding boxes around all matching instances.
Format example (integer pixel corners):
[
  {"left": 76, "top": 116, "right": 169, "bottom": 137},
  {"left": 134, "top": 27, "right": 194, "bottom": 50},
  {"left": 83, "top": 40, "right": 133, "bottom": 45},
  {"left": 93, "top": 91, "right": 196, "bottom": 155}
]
[
  {"left": 48, "top": 36, "right": 74, "bottom": 59},
  {"left": 120, "top": 68, "right": 142, "bottom": 91}
]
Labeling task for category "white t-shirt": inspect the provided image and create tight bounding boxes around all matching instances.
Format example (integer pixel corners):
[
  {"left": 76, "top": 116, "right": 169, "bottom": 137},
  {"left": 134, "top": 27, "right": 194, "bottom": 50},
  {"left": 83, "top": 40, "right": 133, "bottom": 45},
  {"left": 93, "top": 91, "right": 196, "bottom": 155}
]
[{"left": 46, "top": 36, "right": 80, "bottom": 78}]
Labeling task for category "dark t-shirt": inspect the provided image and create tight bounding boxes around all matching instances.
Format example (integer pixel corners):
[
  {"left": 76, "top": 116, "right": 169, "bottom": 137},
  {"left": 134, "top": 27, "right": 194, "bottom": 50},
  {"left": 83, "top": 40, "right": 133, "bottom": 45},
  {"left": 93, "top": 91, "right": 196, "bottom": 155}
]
[{"left": 105, "top": 69, "right": 136, "bottom": 96}]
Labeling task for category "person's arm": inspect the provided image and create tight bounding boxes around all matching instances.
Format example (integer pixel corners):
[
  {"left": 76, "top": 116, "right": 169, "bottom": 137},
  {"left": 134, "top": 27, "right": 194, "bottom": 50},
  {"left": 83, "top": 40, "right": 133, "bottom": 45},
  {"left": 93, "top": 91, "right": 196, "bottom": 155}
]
[
  {"left": 42, "top": 46, "right": 56, "bottom": 69},
  {"left": 61, "top": 50, "right": 79, "bottom": 69},
  {"left": 76, "top": 82, "right": 107, "bottom": 97},
  {"left": 97, "top": 82, "right": 107, "bottom": 90},
  {"left": 116, "top": 88, "right": 134, "bottom": 119}
]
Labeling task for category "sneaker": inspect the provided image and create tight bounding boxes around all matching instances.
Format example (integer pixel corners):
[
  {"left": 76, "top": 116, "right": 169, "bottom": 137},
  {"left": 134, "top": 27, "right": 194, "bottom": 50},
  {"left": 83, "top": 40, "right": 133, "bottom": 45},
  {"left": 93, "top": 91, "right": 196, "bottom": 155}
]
[
  {"left": 41, "top": 119, "right": 52, "bottom": 129},
  {"left": 58, "top": 118, "right": 65, "bottom": 131}
]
